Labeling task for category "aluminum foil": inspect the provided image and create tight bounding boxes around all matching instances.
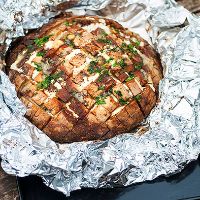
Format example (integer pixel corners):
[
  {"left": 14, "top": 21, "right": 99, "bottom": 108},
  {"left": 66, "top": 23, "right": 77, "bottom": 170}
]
[{"left": 0, "top": 0, "right": 200, "bottom": 196}]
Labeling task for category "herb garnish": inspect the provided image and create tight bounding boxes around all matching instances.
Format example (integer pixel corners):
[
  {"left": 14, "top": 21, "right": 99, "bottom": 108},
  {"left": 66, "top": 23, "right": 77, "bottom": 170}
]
[
  {"left": 135, "top": 62, "right": 143, "bottom": 70},
  {"left": 64, "top": 20, "right": 76, "bottom": 26},
  {"left": 95, "top": 94, "right": 108, "bottom": 105},
  {"left": 87, "top": 61, "right": 99, "bottom": 74},
  {"left": 97, "top": 38, "right": 112, "bottom": 45},
  {"left": 101, "top": 30, "right": 108, "bottom": 37},
  {"left": 135, "top": 40, "right": 141, "bottom": 47},
  {"left": 112, "top": 60, "right": 117, "bottom": 67},
  {"left": 134, "top": 94, "right": 142, "bottom": 102},
  {"left": 119, "top": 98, "right": 128, "bottom": 105},
  {"left": 36, "top": 51, "right": 45, "bottom": 57},
  {"left": 114, "top": 90, "right": 123, "bottom": 97},
  {"left": 34, "top": 35, "right": 52, "bottom": 47},
  {"left": 64, "top": 21, "right": 70, "bottom": 26},
  {"left": 33, "top": 62, "right": 42, "bottom": 71},
  {"left": 37, "top": 71, "right": 64, "bottom": 90},
  {"left": 98, "top": 85, "right": 105, "bottom": 90},
  {"left": 118, "top": 58, "right": 127, "bottom": 68},
  {"left": 106, "top": 57, "right": 114, "bottom": 63},
  {"left": 98, "top": 69, "right": 109, "bottom": 82},
  {"left": 121, "top": 43, "right": 137, "bottom": 54},
  {"left": 125, "top": 73, "right": 134, "bottom": 82}
]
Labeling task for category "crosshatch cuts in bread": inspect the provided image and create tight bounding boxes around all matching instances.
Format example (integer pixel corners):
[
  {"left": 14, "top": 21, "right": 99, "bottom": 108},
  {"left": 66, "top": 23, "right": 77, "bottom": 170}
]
[{"left": 6, "top": 15, "right": 163, "bottom": 143}]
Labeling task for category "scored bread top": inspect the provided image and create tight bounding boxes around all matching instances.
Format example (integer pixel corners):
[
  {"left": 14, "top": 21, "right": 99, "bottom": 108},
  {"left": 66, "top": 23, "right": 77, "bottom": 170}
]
[{"left": 6, "top": 15, "right": 162, "bottom": 143}]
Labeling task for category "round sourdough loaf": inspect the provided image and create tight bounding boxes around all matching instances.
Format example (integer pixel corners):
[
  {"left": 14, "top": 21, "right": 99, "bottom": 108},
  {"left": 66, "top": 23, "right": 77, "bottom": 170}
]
[{"left": 6, "top": 15, "right": 162, "bottom": 143}]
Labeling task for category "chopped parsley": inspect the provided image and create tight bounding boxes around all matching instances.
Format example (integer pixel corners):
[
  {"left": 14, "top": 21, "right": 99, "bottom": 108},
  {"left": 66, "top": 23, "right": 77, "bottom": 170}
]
[
  {"left": 118, "top": 58, "right": 127, "bottom": 68},
  {"left": 33, "top": 62, "right": 42, "bottom": 71},
  {"left": 98, "top": 85, "right": 105, "bottom": 90},
  {"left": 114, "top": 90, "right": 123, "bottom": 97},
  {"left": 87, "top": 61, "right": 99, "bottom": 74},
  {"left": 135, "top": 62, "right": 143, "bottom": 70},
  {"left": 101, "top": 30, "right": 108, "bottom": 37},
  {"left": 97, "top": 38, "right": 112, "bottom": 45},
  {"left": 37, "top": 71, "right": 64, "bottom": 90},
  {"left": 64, "top": 20, "right": 76, "bottom": 26},
  {"left": 112, "top": 60, "right": 117, "bottom": 67},
  {"left": 36, "top": 51, "right": 45, "bottom": 57},
  {"left": 135, "top": 40, "right": 141, "bottom": 47},
  {"left": 119, "top": 98, "right": 128, "bottom": 105},
  {"left": 95, "top": 94, "right": 108, "bottom": 105},
  {"left": 125, "top": 73, "right": 134, "bottom": 82},
  {"left": 106, "top": 57, "right": 114, "bottom": 63},
  {"left": 64, "top": 21, "right": 70, "bottom": 26},
  {"left": 134, "top": 94, "right": 142, "bottom": 102},
  {"left": 121, "top": 43, "right": 137, "bottom": 54},
  {"left": 34, "top": 35, "right": 52, "bottom": 47},
  {"left": 98, "top": 69, "right": 109, "bottom": 82}
]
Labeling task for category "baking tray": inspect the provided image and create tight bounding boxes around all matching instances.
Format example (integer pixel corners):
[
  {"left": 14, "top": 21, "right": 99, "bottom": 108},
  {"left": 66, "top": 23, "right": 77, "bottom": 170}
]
[{"left": 17, "top": 155, "right": 200, "bottom": 200}]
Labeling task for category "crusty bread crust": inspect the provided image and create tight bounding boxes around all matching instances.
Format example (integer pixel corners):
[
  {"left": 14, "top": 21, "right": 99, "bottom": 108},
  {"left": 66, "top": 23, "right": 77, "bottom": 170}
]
[{"left": 6, "top": 15, "right": 162, "bottom": 143}]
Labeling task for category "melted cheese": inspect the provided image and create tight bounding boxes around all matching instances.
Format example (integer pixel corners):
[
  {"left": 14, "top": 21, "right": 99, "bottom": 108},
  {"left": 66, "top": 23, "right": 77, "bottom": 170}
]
[
  {"left": 32, "top": 69, "right": 40, "bottom": 79},
  {"left": 73, "top": 57, "right": 92, "bottom": 76},
  {"left": 65, "top": 49, "right": 81, "bottom": 61},
  {"left": 82, "top": 23, "right": 111, "bottom": 34},
  {"left": 44, "top": 39, "right": 64, "bottom": 50},
  {"left": 10, "top": 50, "right": 27, "bottom": 72},
  {"left": 111, "top": 106, "right": 125, "bottom": 116},
  {"left": 77, "top": 73, "right": 99, "bottom": 91},
  {"left": 135, "top": 78, "right": 144, "bottom": 91},
  {"left": 44, "top": 91, "right": 56, "bottom": 103},
  {"left": 54, "top": 82, "right": 62, "bottom": 90},
  {"left": 66, "top": 102, "right": 79, "bottom": 118},
  {"left": 26, "top": 51, "right": 37, "bottom": 66}
]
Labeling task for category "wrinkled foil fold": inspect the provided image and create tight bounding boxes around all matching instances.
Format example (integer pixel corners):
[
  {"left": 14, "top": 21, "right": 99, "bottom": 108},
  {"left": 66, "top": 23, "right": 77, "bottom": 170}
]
[{"left": 1, "top": 0, "right": 200, "bottom": 196}]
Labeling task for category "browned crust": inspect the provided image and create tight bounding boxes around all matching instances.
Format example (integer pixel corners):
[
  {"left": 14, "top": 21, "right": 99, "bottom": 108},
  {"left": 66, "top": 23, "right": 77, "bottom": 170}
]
[{"left": 6, "top": 15, "right": 162, "bottom": 143}]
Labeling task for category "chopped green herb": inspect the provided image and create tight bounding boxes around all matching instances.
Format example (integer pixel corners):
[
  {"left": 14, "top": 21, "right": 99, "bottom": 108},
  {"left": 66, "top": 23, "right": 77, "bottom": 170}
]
[
  {"left": 135, "top": 40, "right": 141, "bottom": 47},
  {"left": 125, "top": 73, "right": 134, "bottom": 82},
  {"left": 135, "top": 63, "right": 143, "bottom": 70},
  {"left": 111, "top": 46, "right": 118, "bottom": 52},
  {"left": 36, "top": 51, "right": 45, "bottom": 57},
  {"left": 87, "top": 61, "right": 99, "bottom": 74},
  {"left": 121, "top": 43, "right": 127, "bottom": 49},
  {"left": 108, "top": 87, "right": 113, "bottom": 94},
  {"left": 119, "top": 98, "right": 128, "bottom": 105},
  {"left": 97, "top": 38, "right": 112, "bottom": 45},
  {"left": 121, "top": 43, "right": 137, "bottom": 54},
  {"left": 95, "top": 94, "right": 108, "bottom": 105},
  {"left": 64, "top": 21, "right": 70, "bottom": 26},
  {"left": 118, "top": 58, "right": 127, "bottom": 68},
  {"left": 98, "top": 69, "right": 109, "bottom": 82},
  {"left": 98, "top": 85, "right": 105, "bottom": 90},
  {"left": 37, "top": 71, "right": 63, "bottom": 90},
  {"left": 134, "top": 94, "right": 142, "bottom": 102},
  {"left": 114, "top": 90, "right": 123, "bottom": 97},
  {"left": 101, "top": 30, "right": 108, "bottom": 37},
  {"left": 106, "top": 57, "right": 114, "bottom": 63},
  {"left": 112, "top": 60, "right": 118, "bottom": 67},
  {"left": 112, "top": 27, "right": 120, "bottom": 34},
  {"left": 127, "top": 44, "right": 137, "bottom": 54},
  {"left": 33, "top": 62, "right": 42, "bottom": 71},
  {"left": 34, "top": 35, "right": 52, "bottom": 47}
]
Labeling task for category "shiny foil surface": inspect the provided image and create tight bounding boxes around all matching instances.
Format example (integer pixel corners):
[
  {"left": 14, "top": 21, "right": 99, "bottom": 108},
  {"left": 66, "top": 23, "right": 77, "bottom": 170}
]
[{"left": 1, "top": 0, "right": 200, "bottom": 196}]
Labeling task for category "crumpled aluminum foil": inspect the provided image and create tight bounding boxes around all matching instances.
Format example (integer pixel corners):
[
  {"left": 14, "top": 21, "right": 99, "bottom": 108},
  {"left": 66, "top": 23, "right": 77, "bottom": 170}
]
[{"left": 0, "top": 0, "right": 200, "bottom": 196}]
